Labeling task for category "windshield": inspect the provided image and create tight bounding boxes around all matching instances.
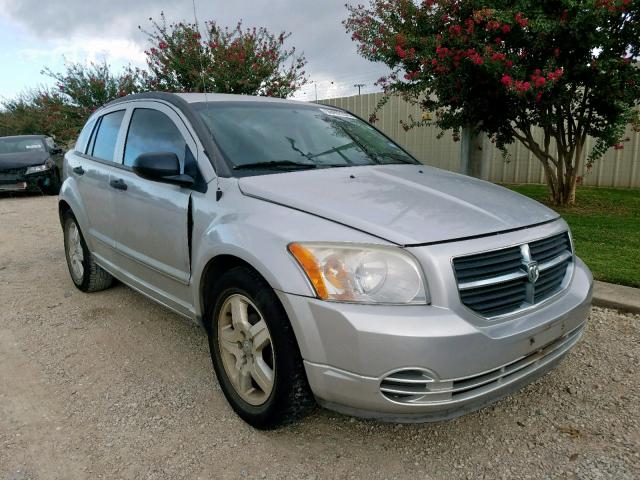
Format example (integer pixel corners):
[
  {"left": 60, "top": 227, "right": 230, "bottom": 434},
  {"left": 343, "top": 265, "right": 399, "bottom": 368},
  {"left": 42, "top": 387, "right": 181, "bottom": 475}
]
[
  {"left": 0, "top": 137, "right": 45, "bottom": 155},
  {"left": 193, "top": 102, "right": 418, "bottom": 173}
]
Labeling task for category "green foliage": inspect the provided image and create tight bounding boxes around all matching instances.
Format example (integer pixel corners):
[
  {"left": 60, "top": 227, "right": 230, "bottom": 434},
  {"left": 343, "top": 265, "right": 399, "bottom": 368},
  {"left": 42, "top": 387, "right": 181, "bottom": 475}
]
[
  {"left": 139, "top": 13, "right": 308, "bottom": 97},
  {"left": 345, "top": 0, "right": 640, "bottom": 205},
  {"left": 0, "top": 87, "right": 86, "bottom": 147},
  {"left": 510, "top": 184, "right": 640, "bottom": 288},
  {"left": 1, "top": 61, "right": 143, "bottom": 146},
  {"left": 43, "top": 61, "right": 144, "bottom": 114}
]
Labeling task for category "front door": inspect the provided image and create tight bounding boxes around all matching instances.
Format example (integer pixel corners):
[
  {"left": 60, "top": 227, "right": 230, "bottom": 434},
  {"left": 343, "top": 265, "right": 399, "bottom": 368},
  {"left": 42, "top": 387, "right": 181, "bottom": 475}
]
[{"left": 109, "top": 102, "right": 197, "bottom": 313}]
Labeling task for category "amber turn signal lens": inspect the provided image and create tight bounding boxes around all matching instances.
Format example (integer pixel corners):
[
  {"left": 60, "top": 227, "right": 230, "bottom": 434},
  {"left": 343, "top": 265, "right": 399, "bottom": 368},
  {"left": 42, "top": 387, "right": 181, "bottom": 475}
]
[{"left": 288, "top": 243, "right": 329, "bottom": 299}]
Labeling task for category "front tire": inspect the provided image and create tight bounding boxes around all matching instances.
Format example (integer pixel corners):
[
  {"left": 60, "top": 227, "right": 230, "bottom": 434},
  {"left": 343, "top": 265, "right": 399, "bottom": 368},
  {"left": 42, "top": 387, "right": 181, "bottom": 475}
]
[
  {"left": 63, "top": 212, "right": 113, "bottom": 292},
  {"left": 207, "top": 266, "right": 315, "bottom": 429}
]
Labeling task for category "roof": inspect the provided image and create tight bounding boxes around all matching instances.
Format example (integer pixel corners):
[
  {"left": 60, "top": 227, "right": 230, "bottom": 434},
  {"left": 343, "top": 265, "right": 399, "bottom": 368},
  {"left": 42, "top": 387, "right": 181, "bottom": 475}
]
[
  {"left": 105, "top": 91, "right": 312, "bottom": 108},
  {"left": 174, "top": 92, "right": 312, "bottom": 106}
]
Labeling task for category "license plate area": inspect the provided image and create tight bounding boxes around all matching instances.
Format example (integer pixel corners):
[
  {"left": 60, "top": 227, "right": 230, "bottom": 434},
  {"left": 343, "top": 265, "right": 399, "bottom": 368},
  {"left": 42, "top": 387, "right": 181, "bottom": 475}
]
[{"left": 0, "top": 181, "right": 27, "bottom": 191}]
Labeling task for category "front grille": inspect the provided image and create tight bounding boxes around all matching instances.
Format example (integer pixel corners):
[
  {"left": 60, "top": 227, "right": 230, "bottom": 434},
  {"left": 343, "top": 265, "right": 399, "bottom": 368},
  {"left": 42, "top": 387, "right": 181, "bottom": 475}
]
[
  {"left": 453, "top": 232, "right": 573, "bottom": 318},
  {"left": 0, "top": 167, "right": 26, "bottom": 184},
  {"left": 380, "top": 324, "right": 584, "bottom": 405}
]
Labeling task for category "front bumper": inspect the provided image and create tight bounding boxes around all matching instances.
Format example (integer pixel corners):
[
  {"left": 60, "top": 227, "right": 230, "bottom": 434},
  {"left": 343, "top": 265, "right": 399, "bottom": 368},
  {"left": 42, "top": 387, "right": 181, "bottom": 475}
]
[
  {"left": 0, "top": 169, "right": 55, "bottom": 192},
  {"left": 277, "top": 253, "right": 592, "bottom": 422}
]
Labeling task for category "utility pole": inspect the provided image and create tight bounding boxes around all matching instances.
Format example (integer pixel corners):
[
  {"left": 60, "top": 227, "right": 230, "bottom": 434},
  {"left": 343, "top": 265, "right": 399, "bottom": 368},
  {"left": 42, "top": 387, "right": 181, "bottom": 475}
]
[
  {"left": 354, "top": 83, "right": 365, "bottom": 95},
  {"left": 310, "top": 80, "right": 335, "bottom": 102}
]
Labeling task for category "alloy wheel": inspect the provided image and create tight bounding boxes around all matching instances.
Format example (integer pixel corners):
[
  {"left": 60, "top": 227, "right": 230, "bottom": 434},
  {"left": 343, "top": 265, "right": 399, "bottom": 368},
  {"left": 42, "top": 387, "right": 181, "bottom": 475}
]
[
  {"left": 217, "top": 294, "right": 275, "bottom": 405},
  {"left": 66, "top": 221, "right": 84, "bottom": 282}
]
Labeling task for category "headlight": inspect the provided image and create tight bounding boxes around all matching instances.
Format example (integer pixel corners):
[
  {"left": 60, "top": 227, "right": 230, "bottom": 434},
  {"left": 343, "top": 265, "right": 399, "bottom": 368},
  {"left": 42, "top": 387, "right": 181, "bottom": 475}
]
[
  {"left": 288, "top": 242, "right": 429, "bottom": 304},
  {"left": 25, "top": 163, "right": 51, "bottom": 175}
]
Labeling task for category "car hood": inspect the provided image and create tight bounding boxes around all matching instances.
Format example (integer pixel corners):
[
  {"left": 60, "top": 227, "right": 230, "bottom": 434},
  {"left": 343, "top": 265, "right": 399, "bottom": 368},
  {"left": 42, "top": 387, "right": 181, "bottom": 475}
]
[
  {"left": 238, "top": 164, "right": 559, "bottom": 245},
  {"left": 0, "top": 151, "right": 49, "bottom": 170}
]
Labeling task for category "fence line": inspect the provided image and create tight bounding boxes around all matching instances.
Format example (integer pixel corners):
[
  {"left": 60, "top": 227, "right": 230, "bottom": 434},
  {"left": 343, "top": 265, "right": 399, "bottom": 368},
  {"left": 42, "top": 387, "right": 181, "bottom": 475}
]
[{"left": 320, "top": 92, "right": 640, "bottom": 188}]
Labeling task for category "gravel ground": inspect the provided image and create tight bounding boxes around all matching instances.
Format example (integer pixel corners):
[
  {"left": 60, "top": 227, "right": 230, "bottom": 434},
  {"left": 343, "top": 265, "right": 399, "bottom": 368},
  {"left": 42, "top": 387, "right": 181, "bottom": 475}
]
[{"left": 0, "top": 195, "right": 638, "bottom": 480}]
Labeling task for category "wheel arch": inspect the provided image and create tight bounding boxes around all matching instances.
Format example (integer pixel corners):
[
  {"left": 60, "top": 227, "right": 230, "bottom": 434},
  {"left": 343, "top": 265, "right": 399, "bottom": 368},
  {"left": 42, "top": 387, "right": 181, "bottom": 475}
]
[
  {"left": 196, "top": 251, "right": 321, "bottom": 367},
  {"left": 58, "top": 199, "right": 72, "bottom": 226},
  {"left": 58, "top": 181, "right": 92, "bottom": 250},
  {"left": 199, "top": 254, "right": 270, "bottom": 329}
]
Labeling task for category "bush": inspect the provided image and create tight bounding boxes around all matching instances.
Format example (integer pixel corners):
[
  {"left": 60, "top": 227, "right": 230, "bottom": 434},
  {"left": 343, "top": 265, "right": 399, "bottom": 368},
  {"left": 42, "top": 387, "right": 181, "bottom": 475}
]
[{"left": 140, "top": 13, "right": 308, "bottom": 97}]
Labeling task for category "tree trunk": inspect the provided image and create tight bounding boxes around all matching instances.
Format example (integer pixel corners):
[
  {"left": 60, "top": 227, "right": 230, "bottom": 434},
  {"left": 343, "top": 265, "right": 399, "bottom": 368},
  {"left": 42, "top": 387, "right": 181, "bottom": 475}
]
[
  {"left": 515, "top": 127, "right": 584, "bottom": 207},
  {"left": 547, "top": 141, "right": 583, "bottom": 207},
  {"left": 534, "top": 151, "right": 576, "bottom": 206},
  {"left": 460, "top": 127, "right": 486, "bottom": 178},
  {"left": 554, "top": 174, "right": 577, "bottom": 206}
]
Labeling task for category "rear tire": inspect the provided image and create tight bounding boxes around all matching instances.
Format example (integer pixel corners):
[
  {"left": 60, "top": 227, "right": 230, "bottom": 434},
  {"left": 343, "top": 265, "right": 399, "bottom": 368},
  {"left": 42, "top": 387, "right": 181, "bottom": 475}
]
[
  {"left": 206, "top": 266, "right": 315, "bottom": 429},
  {"left": 63, "top": 212, "right": 113, "bottom": 292}
]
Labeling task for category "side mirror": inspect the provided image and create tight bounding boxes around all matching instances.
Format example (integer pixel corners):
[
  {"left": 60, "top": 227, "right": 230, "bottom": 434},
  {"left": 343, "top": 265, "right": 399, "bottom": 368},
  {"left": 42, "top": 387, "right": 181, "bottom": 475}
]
[
  {"left": 50, "top": 147, "right": 64, "bottom": 155},
  {"left": 131, "top": 152, "right": 194, "bottom": 187}
]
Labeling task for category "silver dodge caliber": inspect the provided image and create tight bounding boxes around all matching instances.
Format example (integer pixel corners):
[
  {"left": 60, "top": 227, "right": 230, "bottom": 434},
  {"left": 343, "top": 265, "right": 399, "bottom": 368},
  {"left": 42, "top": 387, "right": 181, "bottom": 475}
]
[{"left": 59, "top": 92, "right": 593, "bottom": 428}]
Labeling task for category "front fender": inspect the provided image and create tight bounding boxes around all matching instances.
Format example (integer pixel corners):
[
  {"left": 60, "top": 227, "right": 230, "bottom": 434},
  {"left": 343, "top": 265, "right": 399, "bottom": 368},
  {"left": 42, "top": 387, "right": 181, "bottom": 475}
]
[{"left": 190, "top": 183, "right": 392, "bottom": 318}]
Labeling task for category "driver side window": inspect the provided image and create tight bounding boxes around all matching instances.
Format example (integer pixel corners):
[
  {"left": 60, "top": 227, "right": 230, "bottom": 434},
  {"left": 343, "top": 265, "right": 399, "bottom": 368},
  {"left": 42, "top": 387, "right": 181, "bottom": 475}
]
[{"left": 123, "top": 108, "right": 190, "bottom": 170}]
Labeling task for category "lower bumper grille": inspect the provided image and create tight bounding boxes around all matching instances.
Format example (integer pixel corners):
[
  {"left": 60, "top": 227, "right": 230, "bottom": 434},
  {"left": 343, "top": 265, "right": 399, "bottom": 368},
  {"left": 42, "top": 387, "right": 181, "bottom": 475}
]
[
  {"left": 0, "top": 167, "right": 26, "bottom": 185},
  {"left": 379, "top": 324, "right": 584, "bottom": 405}
]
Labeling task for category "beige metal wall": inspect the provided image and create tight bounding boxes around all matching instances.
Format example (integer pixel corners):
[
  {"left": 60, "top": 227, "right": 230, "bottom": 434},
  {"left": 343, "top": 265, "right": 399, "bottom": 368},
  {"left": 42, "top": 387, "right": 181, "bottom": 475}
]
[{"left": 320, "top": 93, "right": 640, "bottom": 188}]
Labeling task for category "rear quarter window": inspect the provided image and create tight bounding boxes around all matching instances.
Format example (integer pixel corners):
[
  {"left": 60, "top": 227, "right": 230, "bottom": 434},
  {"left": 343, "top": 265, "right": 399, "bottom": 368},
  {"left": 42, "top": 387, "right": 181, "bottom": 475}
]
[
  {"left": 89, "top": 110, "right": 126, "bottom": 162},
  {"left": 75, "top": 118, "right": 97, "bottom": 154}
]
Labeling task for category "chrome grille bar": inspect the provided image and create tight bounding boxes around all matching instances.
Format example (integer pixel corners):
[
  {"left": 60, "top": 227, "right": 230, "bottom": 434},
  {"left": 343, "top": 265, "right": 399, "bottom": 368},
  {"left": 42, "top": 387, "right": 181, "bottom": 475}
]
[{"left": 453, "top": 232, "right": 573, "bottom": 318}]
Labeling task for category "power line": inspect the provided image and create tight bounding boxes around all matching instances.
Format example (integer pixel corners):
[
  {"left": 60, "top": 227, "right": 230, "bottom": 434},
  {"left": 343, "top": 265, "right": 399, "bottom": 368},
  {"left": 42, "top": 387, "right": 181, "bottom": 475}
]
[{"left": 294, "top": 77, "right": 383, "bottom": 101}]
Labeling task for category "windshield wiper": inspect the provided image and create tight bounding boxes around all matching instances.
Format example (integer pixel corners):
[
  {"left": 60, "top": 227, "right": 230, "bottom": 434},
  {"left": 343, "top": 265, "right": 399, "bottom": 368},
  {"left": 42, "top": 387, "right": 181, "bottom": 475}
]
[
  {"left": 374, "top": 152, "right": 420, "bottom": 165},
  {"left": 336, "top": 126, "right": 382, "bottom": 165},
  {"left": 335, "top": 125, "right": 419, "bottom": 165},
  {"left": 233, "top": 160, "right": 318, "bottom": 170}
]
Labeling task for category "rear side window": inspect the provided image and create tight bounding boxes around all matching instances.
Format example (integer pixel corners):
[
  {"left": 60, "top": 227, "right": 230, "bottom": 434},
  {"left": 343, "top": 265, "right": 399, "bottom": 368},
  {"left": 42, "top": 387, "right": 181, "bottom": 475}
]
[
  {"left": 75, "top": 118, "right": 96, "bottom": 154},
  {"left": 90, "top": 110, "right": 125, "bottom": 162},
  {"left": 123, "top": 108, "right": 188, "bottom": 168}
]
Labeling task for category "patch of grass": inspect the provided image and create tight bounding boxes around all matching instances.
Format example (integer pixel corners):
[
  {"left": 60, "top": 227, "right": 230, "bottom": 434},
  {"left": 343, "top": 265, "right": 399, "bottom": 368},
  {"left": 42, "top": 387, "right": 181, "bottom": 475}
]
[{"left": 508, "top": 184, "right": 640, "bottom": 288}]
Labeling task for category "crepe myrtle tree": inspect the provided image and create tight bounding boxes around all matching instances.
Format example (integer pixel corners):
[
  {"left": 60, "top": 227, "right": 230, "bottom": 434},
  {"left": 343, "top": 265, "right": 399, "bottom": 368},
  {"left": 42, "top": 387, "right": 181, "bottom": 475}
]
[
  {"left": 345, "top": 0, "right": 640, "bottom": 205},
  {"left": 43, "top": 61, "right": 144, "bottom": 114},
  {"left": 140, "top": 13, "right": 308, "bottom": 97}
]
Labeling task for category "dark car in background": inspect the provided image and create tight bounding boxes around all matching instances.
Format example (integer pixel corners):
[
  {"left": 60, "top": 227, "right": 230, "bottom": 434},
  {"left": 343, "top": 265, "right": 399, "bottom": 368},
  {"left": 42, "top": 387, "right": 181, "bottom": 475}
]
[{"left": 0, "top": 135, "right": 63, "bottom": 195}]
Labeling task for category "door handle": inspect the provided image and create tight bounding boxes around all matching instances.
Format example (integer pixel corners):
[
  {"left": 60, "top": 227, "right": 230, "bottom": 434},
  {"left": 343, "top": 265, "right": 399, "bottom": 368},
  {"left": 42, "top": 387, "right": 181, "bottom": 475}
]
[
  {"left": 109, "top": 178, "right": 128, "bottom": 191},
  {"left": 72, "top": 166, "right": 85, "bottom": 175}
]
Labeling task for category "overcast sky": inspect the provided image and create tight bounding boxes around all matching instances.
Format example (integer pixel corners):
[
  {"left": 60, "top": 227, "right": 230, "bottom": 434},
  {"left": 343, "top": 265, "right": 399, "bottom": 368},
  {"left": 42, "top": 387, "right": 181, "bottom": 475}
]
[{"left": 0, "top": 0, "right": 388, "bottom": 101}]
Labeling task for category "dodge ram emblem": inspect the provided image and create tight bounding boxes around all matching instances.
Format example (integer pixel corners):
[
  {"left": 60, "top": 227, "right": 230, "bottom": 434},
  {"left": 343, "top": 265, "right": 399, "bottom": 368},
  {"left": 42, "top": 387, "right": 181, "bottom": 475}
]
[{"left": 526, "top": 261, "right": 540, "bottom": 284}]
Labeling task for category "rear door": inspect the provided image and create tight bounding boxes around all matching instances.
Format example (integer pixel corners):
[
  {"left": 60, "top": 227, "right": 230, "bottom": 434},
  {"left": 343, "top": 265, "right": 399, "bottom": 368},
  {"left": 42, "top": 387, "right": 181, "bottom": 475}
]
[
  {"left": 109, "top": 101, "right": 198, "bottom": 311},
  {"left": 71, "top": 108, "right": 126, "bottom": 262}
]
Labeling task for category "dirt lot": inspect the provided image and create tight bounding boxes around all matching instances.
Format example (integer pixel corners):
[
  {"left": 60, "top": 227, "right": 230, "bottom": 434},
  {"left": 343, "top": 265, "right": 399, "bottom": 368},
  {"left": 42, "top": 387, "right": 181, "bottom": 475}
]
[{"left": 0, "top": 195, "right": 638, "bottom": 480}]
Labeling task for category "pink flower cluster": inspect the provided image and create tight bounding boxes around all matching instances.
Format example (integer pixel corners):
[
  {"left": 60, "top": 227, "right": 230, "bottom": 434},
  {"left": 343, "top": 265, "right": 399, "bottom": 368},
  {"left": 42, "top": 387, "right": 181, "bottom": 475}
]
[
  {"left": 395, "top": 45, "right": 415, "bottom": 59},
  {"left": 546, "top": 68, "right": 564, "bottom": 81},
  {"left": 501, "top": 67, "right": 564, "bottom": 100},
  {"left": 596, "top": 0, "right": 631, "bottom": 12},
  {"left": 514, "top": 12, "right": 529, "bottom": 27},
  {"left": 404, "top": 70, "right": 421, "bottom": 80}
]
